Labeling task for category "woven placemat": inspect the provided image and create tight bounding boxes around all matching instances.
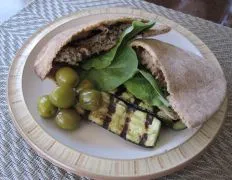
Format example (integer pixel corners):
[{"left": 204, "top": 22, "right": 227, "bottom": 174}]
[{"left": 0, "top": 0, "right": 231, "bottom": 179}]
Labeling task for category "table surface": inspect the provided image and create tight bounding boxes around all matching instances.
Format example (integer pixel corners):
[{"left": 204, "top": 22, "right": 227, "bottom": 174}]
[
  {"left": 0, "top": 0, "right": 232, "bottom": 179},
  {"left": 146, "top": 0, "right": 232, "bottom": 27},
  {"left": 0, "top": 0, "right": 33, "bottom": 24}
]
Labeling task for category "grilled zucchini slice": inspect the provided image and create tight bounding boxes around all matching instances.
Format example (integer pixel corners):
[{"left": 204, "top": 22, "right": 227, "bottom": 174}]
[
  {"left": 111, "top": 87, "right": 185, "bottom": 130},
  {"left": 172, "top": 121, "right": 186, "bottom": 130},
  {"left": 88, "top": 92, "right": 161, "bottom": 147},
  {"left": 111, "top": 88, "right": 158, "bottom": 115}
]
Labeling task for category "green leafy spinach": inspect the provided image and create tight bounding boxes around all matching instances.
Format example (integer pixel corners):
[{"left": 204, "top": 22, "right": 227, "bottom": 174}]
[
  {"left": 84, "top": 45, "right": 138, "bottom": 91},
  {"left": 80, "top": 20, "right": 170, "bottom": 109},
  {"left": 124, "top": 70, "right": 169, "bottom": 108},
  {"left": 139, "top": 70, "right": 169, "bottom": 107}
]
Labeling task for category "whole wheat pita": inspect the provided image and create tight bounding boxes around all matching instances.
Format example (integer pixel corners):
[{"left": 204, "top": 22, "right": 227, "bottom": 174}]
[{"left": 131, "top": 39, "right": 226, "bottom": 128}]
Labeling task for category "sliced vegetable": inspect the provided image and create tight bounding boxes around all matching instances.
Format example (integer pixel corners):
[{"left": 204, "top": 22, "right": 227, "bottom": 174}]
[
  {"left": 159, "top": 106, "right": 179, "bottom": 120},
  {"left": 111, "top": 87, "right": 159, "bottom": 117},
  {"left": 172, "top": 121, "right": 187, "bottom": 130},
  {"left": 84, "top": 45, "right": 138, "bottom": 91},
  {"left": 112, "top": 87, "right": 183, "bottom": 130},
  {"left": 86, "top": 92, "right": 161, "bottom": 147},
  {"left": 82, "top": 20, "right": 155, "bottom": 70}
]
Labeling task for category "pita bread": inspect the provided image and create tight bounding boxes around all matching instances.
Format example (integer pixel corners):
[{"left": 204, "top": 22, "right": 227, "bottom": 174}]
[
  {"left": 34, "top": 18, "right": 171, "bottom": 79},
  {"left": 34, "top": 18, "right": 131, "bottom": 79},
  {"left": 131, "top": 39, "right": 226, "bottom": 128}
]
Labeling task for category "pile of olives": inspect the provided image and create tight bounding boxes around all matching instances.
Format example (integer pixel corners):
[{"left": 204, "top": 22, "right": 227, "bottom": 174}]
[{"left": 37, "top": 67, "right": 102, "bottom": 130}]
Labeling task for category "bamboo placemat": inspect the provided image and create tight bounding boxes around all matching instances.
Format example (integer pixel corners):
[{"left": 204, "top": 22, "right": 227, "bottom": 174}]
[{"left": 1, "top": 0, "right": 232, "bottom": 179}]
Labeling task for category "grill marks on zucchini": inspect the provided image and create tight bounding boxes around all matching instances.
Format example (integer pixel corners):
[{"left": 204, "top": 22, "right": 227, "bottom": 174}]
[
  {"left": 120, "top": 117, "right": 130, "bottom": 139},
  {"left": 145, "top": 114, "right": 154, "bottom": 129},
  {"left": 112, "top": 89, "right": 149, "bottom": 110},
  {"left": 85, "top": 89, "right": 184, "bottom": 147},
  {"left": 88, "top": 92, "right": 161, "bottom": 147},
  {"left": 126, "top": 106, "right": 147, "bottom": 144},
  {"left": 114, "top": 86, "right": 126, "bottom": 97},
  {"left": 111, "top": 88, "right": 161, "bottom": 119},
  {"left": 139, "top": 133, "right": 148, "bottom": 145},
  {"left": 102, "top": 95, "right": 116, "bottom": 129}
]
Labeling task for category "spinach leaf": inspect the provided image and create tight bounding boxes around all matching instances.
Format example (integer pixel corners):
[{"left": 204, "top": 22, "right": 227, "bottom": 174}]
[
  {"left": 81, "top": 45, "right": 118, "bottom": 70},
  {"left": 139, "top": 70, "right": 169, "bottom": 107},
  {"left": 84, "top": 45, "right": 138, "bottom": 91},
  {"left": 81, "top": 20, "right": 155, "bottom": 70},
  {"left": 124, "top": 73, "right": 158, "bottom": 105},
  {"left": 124, "top": 70, "right": 169, "bottom": 108}
]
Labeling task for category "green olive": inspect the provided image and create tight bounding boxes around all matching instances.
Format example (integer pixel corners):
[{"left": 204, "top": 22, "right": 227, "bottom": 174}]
[
  {"left": 55, "top": 67, "right": 79, "bottom": 87},
  {"left": 79, "top": 89, "right": 102, "bottom": 111},
  {"left": 55, "top": 109, "right": 80, "bottom": 130},
  {"left": 76, "top": 79, "right": 94, "bottom": 94},
  {"left": 37, "top": 95, "right": 57, "bottom": 118},
  {"left": 49, "top": 85, "right": 76, "bottom": 108}
]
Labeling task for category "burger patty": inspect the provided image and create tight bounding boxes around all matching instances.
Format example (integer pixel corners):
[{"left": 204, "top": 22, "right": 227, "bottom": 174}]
[{"left": 54, "top": 23, "right": 130, "bottom": 66}]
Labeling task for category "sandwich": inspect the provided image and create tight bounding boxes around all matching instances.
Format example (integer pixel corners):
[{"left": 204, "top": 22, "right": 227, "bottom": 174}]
[{"left": 34, "top": 18, "right": 226, "bottom": 147}]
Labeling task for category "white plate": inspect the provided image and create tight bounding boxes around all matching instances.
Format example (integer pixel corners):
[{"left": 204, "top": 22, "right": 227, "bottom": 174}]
[{"left": 22, "top": 27, "right": 200, "bottom": 160}]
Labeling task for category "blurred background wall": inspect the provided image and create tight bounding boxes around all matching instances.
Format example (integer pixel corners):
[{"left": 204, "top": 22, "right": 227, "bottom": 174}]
[{"left": 145, "top": 0, "right": 232, "bottom": 27}]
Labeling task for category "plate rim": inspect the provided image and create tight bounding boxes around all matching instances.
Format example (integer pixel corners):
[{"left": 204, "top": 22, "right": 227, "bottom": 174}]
[{"left": 7, "top": 7, "right": 227, "bottom": 179}]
